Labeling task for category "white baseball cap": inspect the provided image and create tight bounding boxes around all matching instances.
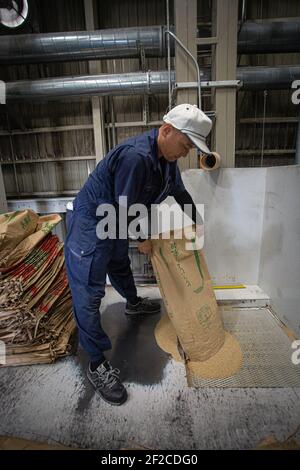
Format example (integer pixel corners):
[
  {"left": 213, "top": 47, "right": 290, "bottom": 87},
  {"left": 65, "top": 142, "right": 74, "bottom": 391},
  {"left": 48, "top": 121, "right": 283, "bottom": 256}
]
[{"left": 163, "top": 103, "right": 212, "bottom": 155}]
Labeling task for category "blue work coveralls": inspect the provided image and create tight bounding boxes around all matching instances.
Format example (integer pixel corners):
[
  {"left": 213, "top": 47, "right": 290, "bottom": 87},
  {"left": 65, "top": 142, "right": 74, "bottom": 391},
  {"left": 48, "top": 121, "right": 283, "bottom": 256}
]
[{"left": 65, "top": 128, "right": 186, "bottom": 362}]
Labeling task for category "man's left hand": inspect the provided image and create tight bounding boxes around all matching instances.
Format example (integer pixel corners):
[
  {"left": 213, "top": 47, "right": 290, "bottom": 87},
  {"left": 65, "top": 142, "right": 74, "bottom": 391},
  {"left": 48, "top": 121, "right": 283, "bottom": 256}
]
[{"left": 138, "top": 239, "right": 152, "bottom": 255}]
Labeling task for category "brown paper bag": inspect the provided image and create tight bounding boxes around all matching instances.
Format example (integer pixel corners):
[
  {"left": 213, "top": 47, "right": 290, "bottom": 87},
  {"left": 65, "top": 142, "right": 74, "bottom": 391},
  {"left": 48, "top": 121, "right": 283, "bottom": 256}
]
[
  {"left": 0, "top": 211, "right": 76, "bottom": 367},
  {"left": 0, "top": 210, "right": 39, "bottom": 260},
  {"left": 0, "top": 213, "right": 61, "bottom": 272},
  {"left": 151, "top": 226, "right": 225, "bottom": 361}
]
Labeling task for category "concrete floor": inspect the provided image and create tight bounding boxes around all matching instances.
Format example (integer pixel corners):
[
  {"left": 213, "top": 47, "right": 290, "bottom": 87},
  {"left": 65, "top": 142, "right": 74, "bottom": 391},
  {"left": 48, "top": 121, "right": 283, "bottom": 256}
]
[{"left": 0, "top": 286, "right": 300, "bottom": 450}]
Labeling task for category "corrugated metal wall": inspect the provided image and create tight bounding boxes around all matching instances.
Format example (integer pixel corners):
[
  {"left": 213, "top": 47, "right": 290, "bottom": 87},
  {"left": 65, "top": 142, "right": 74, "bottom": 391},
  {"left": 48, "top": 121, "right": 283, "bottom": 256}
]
[
  {"left": 0, "top": 0, "right": 171, "bottom": 197},
  {"left": 96, "top": 0, "right": 170, "bottom": 126},
  {"left": 0, "top": 0, "right": 94, "bottom": 196},
  {"left": 236, "top": 0, "right": 300, "bottom": 167},
  {"left": 0, "top": 0, "right": 299, "bottom": 199},
  {"left": 197, "top": 0, "right": 300, "bottom": 167}
]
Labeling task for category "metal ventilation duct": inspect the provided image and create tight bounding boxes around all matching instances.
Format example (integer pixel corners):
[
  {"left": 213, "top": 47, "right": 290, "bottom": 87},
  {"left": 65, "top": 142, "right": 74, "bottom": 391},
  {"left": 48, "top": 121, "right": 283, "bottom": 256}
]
[
  {"left": 237, "top": 66, "right": 300, "bottom": 90},
  {"left": 5, "top": 66, "right": 300, "bottom": 102},
  {"left": 238, "top": 21, "right": 300, "bottom": 54},
  {"left": 6, "top": 71, "right": 175, "bottom": 101},
  {"left": 1, "top": 21, "right": 300, "bottom": 65},
  {"left": 0, "top": 26, "right": 168, "bottom": 64}
]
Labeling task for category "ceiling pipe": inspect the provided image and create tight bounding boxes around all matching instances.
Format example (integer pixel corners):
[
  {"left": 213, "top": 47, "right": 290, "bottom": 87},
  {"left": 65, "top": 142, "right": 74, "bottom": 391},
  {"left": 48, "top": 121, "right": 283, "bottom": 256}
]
[
  {"left": 199, "top": 21, "right": 300, "bottom": 54},
  {"left": 238, "top": 21, "right": 300, "bottom": 54},
  {"left": 237, "top": 66, "right": 300, "bottom": 90},
  {"left": 6, "top": 71, "right": 176, "bottom": 101},
  {"left": 1, "top": 21, "right": 300, "bottom": 65},
  {"left": 0, "top": 25, "right": 169, "bottom": 64},
  {"left": 5, "top": 66, "right": 300, "bottom": 102}
]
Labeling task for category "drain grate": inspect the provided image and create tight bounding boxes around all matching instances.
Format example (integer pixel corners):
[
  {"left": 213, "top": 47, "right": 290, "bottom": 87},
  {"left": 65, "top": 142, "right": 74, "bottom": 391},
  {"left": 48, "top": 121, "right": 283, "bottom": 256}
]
[{"left": 187, "top": 307, "right": 300, "bottom": 388}]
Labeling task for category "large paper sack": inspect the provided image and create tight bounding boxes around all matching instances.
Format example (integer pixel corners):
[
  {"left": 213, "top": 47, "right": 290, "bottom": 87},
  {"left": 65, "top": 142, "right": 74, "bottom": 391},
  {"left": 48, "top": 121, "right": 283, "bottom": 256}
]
[{"left": 151, "top": 227, "right": 225, "bottom": 361}]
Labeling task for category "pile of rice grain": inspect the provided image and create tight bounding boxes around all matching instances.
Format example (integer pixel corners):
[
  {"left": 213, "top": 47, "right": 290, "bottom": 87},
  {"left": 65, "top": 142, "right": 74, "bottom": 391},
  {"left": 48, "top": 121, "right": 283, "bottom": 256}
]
[{"left": 155, "top": 314, "right": 243, "bottom": 380}]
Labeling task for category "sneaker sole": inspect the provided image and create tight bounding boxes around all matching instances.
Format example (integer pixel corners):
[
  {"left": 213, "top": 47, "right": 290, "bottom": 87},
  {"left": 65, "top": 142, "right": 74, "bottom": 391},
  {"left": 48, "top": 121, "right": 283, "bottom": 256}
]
[
  {"left": 125, "top": 307, "right": 161, "bottom": 316},
  {"left": 87, "top": 373, "right": 128, "bottom": 406}
]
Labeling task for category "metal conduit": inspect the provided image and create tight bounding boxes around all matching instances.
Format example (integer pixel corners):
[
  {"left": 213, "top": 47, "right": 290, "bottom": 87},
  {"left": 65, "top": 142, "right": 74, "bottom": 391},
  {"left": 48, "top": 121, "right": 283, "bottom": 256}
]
[
  {"left": 5, "top": 66, "right": 300, "bottom": 102},
  {"left": 1, "top": 21, "right": 300, "bottom": 65}
]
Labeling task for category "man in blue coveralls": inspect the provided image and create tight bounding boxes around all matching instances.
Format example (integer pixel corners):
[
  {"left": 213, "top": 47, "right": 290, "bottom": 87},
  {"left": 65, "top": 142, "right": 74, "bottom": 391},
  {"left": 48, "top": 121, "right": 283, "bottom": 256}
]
[{"left": 65, "top": 104, "right": 212, "bottom": 405}]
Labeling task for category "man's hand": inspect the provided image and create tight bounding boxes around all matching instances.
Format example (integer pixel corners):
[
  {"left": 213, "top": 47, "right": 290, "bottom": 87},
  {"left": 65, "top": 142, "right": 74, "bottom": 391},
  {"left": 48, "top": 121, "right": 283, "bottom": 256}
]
[
  {"left": 185, "top": 224, "right": 204, "bottom": 250},
  {"left": 138, "top": 239, "right": 152, "bottom": 255}
]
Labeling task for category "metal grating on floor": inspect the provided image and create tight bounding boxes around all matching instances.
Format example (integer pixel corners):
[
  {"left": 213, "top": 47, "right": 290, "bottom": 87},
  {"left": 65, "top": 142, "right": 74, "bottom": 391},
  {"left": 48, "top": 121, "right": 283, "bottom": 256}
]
[{"left": 187, "top": 307, "right": 300, "bottom": 388}]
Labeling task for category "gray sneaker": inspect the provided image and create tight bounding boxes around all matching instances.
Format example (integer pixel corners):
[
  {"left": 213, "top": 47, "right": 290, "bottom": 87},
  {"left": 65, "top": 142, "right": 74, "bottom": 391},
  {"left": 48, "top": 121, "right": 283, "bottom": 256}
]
[{"left": 87, "top": 360, "right": 127, "bottom": 406}]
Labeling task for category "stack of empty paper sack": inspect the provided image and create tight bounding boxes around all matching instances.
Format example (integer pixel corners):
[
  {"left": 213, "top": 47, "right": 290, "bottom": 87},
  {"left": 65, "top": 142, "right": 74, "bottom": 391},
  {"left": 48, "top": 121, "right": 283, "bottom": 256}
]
[{"left": 0, "top": 209, "right": 76, "bottom": 366}]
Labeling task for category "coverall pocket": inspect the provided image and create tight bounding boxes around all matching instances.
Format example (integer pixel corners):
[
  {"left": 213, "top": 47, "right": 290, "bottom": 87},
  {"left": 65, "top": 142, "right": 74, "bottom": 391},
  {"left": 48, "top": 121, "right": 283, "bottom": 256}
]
[{"left": 66, "top": 239, "right": 96, "bottom": 285}]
